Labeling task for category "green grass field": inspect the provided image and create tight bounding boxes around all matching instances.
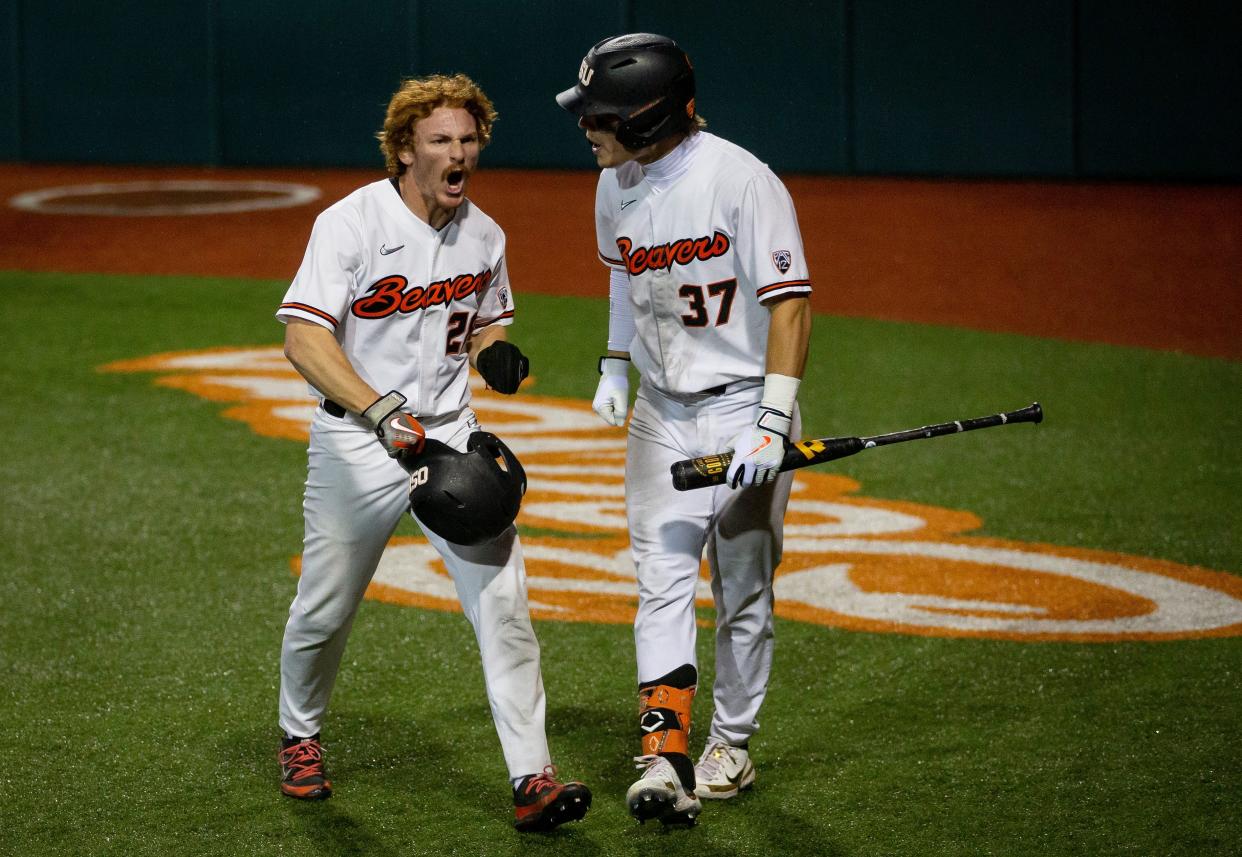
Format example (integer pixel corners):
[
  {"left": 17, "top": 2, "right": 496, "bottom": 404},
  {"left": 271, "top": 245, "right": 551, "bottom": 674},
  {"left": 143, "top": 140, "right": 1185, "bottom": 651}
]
[{"left": 2, "top": 270, "right": 1239, "bottom": 856}]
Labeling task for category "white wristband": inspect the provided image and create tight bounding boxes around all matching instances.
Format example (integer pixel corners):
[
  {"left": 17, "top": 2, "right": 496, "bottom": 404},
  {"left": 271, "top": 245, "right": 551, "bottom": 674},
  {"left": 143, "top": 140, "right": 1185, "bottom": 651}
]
[
  {"left": 760, "top": 372, "right": 800, "bottom": 416},
  {"left": 599, "top": 356, "right": 630, "bottom": 376}
]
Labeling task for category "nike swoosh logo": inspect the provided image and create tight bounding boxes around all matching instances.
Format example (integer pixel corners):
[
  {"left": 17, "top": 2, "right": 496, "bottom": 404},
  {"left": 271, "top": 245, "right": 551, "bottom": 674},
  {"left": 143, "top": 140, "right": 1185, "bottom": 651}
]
[
  {"left": 745, "top": 436, "right": 773, "bottom": 456},
  {"left": 379, "top": 243, "right": 404, "bottom": 255},
  {"left": 702, "top": 768, "right": 750, "bottom": 792},
  {"left": 620, "top": 200, "right": 637, "bottom": 210}
]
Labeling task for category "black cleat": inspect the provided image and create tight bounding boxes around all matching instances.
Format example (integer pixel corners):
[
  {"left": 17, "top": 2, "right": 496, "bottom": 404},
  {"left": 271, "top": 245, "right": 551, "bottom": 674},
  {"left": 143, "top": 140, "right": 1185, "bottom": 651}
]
[
  {"left": 513, "top": 766, "right": 592, "bottom": 832},
  {"left": 279, "top": 734, "right": 332, "bottom": 800}
]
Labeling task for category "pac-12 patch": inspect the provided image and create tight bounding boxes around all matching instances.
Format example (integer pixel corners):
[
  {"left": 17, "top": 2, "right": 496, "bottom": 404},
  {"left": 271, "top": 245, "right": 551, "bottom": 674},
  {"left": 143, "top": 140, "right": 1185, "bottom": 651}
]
[{"left": 772, "top": 250, "right": 792, "bottom": 274}]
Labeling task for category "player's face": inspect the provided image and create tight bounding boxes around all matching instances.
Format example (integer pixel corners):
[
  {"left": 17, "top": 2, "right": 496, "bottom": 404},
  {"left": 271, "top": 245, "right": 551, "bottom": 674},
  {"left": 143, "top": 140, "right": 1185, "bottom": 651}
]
[
  {"left": 399, "top": 106, "right": 481, "bottom": 228},
  {"left": 579, "top": 114, "right": 637, "bottom": 168}
]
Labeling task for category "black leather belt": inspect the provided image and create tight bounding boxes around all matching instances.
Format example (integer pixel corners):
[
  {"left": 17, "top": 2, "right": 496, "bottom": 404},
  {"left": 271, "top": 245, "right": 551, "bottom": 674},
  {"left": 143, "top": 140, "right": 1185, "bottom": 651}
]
[
  {"left": 321, "top": 399, "right": 347, "bottom": 418},
  {"left": 701, "top": 383, "right": 729, "bottom": 396}
]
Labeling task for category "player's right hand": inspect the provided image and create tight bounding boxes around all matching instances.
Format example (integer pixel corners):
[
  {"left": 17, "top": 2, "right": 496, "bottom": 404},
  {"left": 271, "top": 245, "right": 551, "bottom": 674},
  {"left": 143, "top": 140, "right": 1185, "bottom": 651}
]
[
  {"left": 363, "top": 390, "right": 426, "bottom": 457},
  {"left": 593, "top": 356, "right": 631, "bottom": 427}
]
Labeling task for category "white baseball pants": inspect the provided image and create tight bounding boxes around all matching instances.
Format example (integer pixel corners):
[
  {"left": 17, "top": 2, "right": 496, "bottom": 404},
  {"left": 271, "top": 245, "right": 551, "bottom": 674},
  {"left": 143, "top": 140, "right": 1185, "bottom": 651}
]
[
  {"left": 626, "top": 381, "right": 799, "bottom": 747},
  {"left": 278, "top": 405, "right": 551, "bottom": 778}
]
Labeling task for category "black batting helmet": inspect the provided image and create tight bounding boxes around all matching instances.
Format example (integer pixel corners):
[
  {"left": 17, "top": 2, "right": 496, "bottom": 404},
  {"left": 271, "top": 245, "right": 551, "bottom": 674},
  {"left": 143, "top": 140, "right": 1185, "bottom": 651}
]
[
  {"left": 398, "top": 431, "right": 526, "bottom": 546},
  {"left": 556, "top": 33, "right": 695, "bottom": 150}
]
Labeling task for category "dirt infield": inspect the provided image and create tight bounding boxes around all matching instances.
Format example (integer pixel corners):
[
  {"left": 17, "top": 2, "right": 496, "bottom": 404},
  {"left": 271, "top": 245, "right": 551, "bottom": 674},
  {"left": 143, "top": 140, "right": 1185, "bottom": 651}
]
[{"left": 2, "top": 163, "right": 1238, "bottom": 360}]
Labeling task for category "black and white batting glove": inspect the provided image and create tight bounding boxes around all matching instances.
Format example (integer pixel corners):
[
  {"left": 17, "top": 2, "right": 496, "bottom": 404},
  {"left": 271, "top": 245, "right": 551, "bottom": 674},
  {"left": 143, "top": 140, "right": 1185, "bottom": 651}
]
[
  {"left": 592, "top": 356, "right": 631, "bottom": 427},
  {"left": 725, "top": 407, "right": 791, "bottom": 488},
  {"left": 362, "top": 391, "right": 425, "bottom": 458},
  {"left": 476, "top": 341, "right": 529, "bottom": 394}
]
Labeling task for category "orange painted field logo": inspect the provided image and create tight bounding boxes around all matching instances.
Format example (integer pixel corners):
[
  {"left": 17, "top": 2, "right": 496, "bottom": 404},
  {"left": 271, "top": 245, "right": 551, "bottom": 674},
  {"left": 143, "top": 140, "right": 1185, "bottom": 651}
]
[{"left": 102, "top": 347, "right": 1242, "bottom": 643}]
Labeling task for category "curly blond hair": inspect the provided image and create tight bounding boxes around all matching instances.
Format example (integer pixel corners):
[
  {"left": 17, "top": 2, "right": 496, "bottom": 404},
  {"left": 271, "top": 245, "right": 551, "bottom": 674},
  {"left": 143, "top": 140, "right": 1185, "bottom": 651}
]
[{"left": 377, "top": 74, "right": 498, "bottom": 176}]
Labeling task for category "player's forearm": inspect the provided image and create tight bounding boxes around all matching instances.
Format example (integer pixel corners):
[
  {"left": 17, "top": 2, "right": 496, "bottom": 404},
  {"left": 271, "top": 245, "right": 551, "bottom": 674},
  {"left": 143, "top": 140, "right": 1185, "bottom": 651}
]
[
  {"left": 607, "top": 267, "right": 636, "bottom": 353},
  {"left": 283, "top": 319, "right": 379, "bottom": 413},
  {"left": 764, "top": 296, "right": 811, "bottom": 379},
  {"left": 467, "top": 323, "right": 508, "bottom": 368}
]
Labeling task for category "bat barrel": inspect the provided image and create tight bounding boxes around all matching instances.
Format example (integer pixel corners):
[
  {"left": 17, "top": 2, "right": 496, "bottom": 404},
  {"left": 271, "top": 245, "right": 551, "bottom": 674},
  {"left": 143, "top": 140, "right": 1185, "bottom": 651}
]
[{"left": 671, "top": 453, "right": 735, "bottom": 491}]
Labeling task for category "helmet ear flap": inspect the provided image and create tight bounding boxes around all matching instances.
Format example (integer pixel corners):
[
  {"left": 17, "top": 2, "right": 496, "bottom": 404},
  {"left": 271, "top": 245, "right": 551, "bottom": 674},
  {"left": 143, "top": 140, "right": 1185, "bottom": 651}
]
[
  {"left": 615, "top": 97, "right": 677, "bottom": 149},
  {"left": 614, "top": 61, "right": 695, "bottom": 149},
  {"left": 467, "top": 430, "right": 527, "bottom": 496}
]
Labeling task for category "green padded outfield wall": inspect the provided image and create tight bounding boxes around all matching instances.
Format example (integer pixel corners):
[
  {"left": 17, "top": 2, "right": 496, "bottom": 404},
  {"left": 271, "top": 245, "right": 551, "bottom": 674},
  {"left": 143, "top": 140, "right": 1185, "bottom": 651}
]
[
  {"left": 19, "top": 1, "right": 217, "bottom": 164},
  {"left": 4, "top": 1, "right": 1240, "bottom": 179},
  {"left": 851, "top": 1, "right": 1075, "bottom": 176},
  {"left": 1, "top": 1, "right": 18, "bottom": 160},
  {"left": 1077, "top": 2, "right": 1242, "bottom": 179}
]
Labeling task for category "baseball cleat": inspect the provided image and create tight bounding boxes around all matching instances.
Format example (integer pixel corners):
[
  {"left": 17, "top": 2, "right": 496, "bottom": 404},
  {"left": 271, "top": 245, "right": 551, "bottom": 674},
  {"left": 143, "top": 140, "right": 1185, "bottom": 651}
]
[
  {"left": 513, "top": 766, "right": 592, "bottom": 832},
  {"left": 626, "top": 754, "right": 701, "bottom": 826},
  {"left": 694, "top": 739, "right": 755, "bottom": 800},
  {"left": 279, "top": 735, "right": 332, "bottom": 800}
]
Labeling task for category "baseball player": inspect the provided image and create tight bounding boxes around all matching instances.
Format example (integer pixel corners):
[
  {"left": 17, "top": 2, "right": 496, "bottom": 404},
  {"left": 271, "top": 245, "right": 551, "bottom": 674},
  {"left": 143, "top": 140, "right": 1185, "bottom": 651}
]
[
  {"left": 557, "top": 35, "right": 813, "bottom": 825},
  {"left": 275, "top": 73, "right": 590, "bottom": 832}
]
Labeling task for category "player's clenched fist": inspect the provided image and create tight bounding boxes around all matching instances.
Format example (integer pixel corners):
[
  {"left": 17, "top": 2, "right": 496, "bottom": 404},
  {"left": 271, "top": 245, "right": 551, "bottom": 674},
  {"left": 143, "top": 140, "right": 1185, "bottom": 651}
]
[
  {"left": 476, "top": 341, "right": 529, "bottom": 394},
  {"left": 726, "top": 407, "right": 791, "bottom": 488},
  {"left": 593, "top": 356, "right": 631, "bottom": 426},
  {"left": 363, "top": 390, "right": 426, "bottom": 457}
]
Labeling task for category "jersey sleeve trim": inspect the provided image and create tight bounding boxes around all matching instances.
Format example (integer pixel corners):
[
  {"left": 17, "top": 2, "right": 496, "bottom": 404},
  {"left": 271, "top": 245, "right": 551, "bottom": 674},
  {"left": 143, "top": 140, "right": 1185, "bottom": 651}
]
[
  {"left": 277, "top": 302, "right": 340, "bottom": 329},
  {"left": 598, "top": 250, "right": 625, "bottom": 268},
  {"left": 473, "top": 310, "right": 515, "bottom": 328},
  {"left": 756, "top": 280, "right": 812, "bottom": 302}
]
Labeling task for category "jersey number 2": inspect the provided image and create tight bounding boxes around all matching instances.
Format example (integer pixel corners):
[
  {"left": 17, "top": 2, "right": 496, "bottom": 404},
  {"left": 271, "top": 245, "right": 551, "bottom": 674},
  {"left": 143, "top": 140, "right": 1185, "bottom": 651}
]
[
  {"left": 679, "top": 279, "right": 737, "bottom": 327},
  {"left": 446, "top": 311, "right": 474, "bottom": 355}
]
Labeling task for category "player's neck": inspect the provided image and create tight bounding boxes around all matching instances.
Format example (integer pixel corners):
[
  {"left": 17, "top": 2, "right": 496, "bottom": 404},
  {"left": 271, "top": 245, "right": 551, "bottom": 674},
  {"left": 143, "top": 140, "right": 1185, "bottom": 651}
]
[
  {"left": 635, "top": 132, "right": 689, "bottom": 166},
  {"left": 639, "top": 131, "right": 701, "bottom": 194},
  {"left": 397, "top": 173, "right": 456, "bottom": 230}
]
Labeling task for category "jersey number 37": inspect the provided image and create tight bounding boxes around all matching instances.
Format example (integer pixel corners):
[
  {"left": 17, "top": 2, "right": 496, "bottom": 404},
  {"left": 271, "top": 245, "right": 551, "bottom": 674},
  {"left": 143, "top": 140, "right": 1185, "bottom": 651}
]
[{"left": 679, "top": 278, "right": 737, "bottom": 327}]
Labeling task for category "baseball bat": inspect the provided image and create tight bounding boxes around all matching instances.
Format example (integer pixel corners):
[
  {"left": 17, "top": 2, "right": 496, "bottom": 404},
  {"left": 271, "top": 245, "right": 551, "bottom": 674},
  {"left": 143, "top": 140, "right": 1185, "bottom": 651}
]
[{"left": 670, "top": 402, "right": 1043, "bottom": 491}]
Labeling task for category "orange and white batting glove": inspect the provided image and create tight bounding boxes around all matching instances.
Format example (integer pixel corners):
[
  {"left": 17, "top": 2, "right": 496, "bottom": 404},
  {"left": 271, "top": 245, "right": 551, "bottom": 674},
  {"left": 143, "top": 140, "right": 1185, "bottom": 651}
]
[
  {"left": 362, "top": 390, "right": 426, "bottom": 458},
  {"left": 726, "top": 373, "right": 800, "bottom": 488},
  {"left": 726, "top": 407, "right": 791, "bottom": 488},
  {"left": 592, "top": 356, "right": 631, "bottom": 427}
]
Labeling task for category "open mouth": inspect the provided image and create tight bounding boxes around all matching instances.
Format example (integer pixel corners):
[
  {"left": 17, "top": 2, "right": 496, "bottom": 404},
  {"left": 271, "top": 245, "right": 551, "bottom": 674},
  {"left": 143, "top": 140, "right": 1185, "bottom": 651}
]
[{"left": 445, "top": 168, "right": 466, "bottom": 195}]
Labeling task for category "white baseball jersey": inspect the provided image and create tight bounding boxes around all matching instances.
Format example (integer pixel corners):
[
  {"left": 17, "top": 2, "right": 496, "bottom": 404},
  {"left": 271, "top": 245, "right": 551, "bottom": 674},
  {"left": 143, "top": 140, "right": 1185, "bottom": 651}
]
[
  {"left": 277, "top": 178, "right": 514, "bottom": 418},
  {"left": 595, "top": 132, "right": 811, "bottom": 394}
]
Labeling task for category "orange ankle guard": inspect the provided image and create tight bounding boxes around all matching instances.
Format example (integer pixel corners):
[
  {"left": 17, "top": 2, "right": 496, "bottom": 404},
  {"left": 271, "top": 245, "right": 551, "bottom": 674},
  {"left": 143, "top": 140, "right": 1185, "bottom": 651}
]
[{"left": 638, "top": 684, "right": 695, "bottom": 756}]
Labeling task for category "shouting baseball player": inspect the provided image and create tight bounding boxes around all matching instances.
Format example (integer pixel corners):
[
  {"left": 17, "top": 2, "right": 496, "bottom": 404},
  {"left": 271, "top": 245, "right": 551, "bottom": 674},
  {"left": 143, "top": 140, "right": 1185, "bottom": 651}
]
[
  {"left": 557, "top": 35, "right": 813, "bottom": 825},
  {"left": 275, "top": 73, "right": 590, "bottom": 832}
]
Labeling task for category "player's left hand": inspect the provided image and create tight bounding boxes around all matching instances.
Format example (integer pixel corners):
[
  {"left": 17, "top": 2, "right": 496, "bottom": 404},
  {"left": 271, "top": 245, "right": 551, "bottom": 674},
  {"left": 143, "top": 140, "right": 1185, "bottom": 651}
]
[
  {"left": 725, "top": 407, "right": 791, "bottom": 488},
  {"left": 476, "top": 341, "right": 529, "bottom": 394}
]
